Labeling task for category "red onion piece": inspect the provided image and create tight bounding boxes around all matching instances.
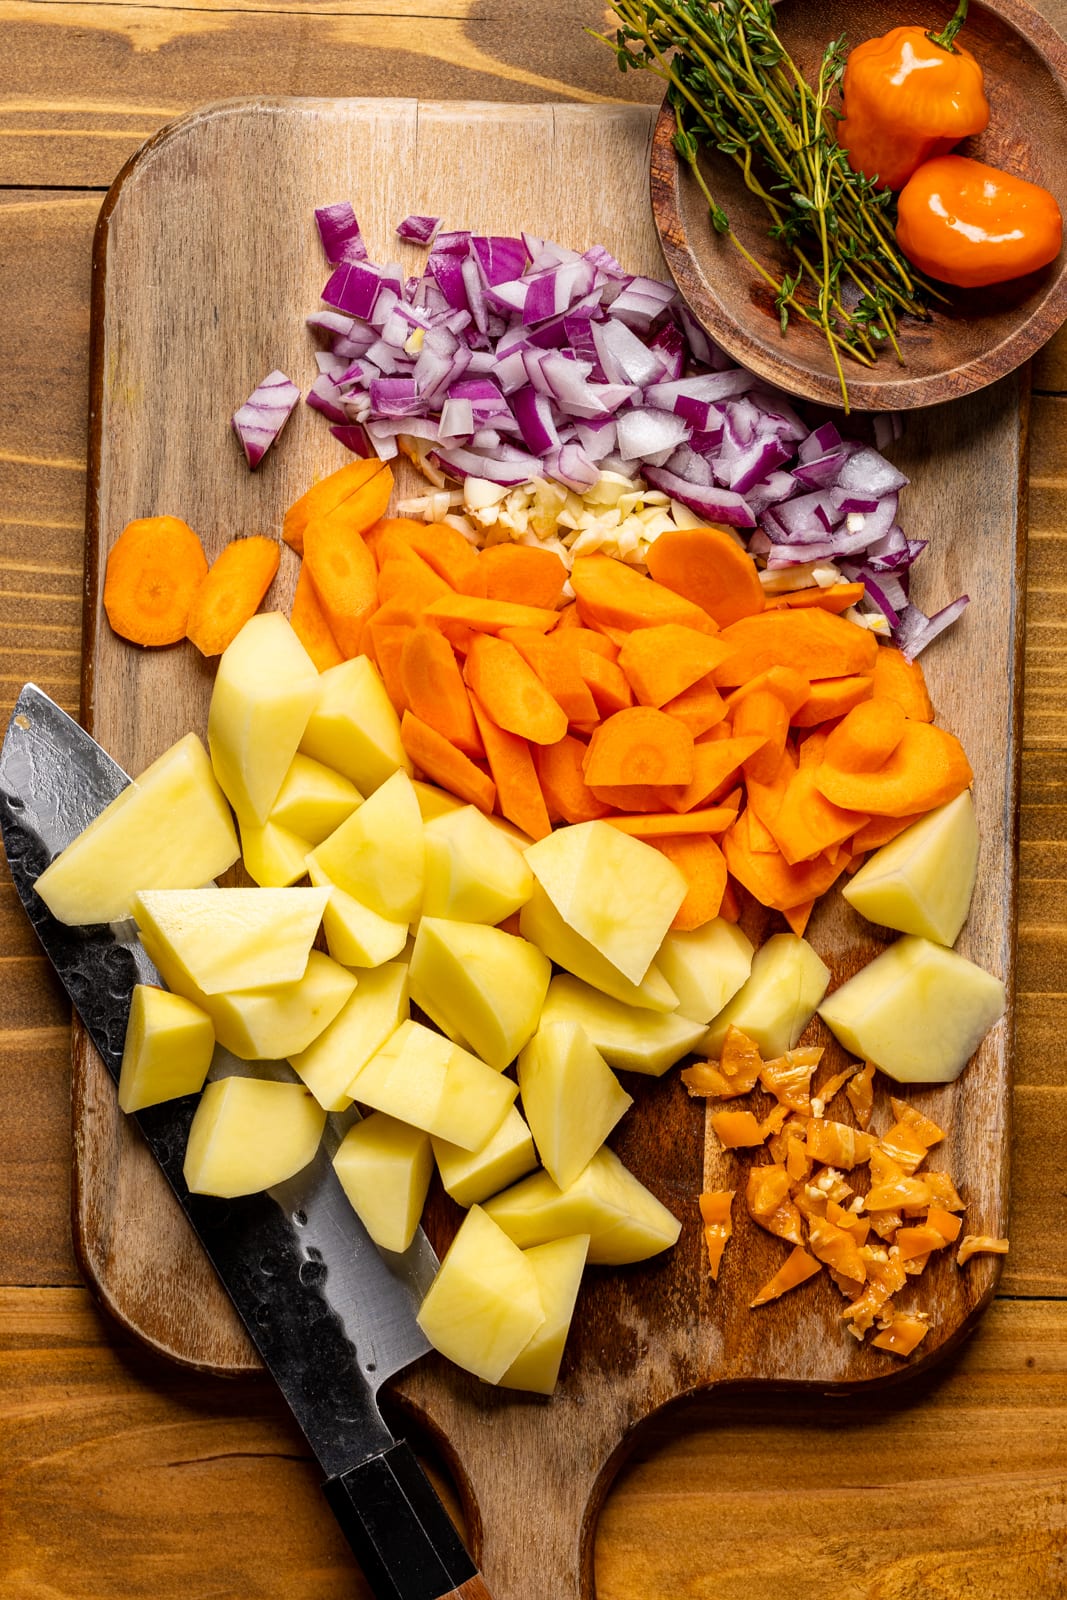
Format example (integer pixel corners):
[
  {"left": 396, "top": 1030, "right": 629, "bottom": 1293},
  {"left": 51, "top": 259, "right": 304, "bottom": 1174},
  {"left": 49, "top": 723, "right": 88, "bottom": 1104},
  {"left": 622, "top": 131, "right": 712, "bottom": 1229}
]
[{"left": 231, "top": 370, "right": 300, "bottom": 469}]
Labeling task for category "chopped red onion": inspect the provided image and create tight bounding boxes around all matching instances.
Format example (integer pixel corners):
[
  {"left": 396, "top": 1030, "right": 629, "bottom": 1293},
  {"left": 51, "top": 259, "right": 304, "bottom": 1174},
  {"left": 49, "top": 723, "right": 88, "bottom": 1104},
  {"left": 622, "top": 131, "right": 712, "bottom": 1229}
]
[
  {"left": 895, "top": 597, "right": 970, "bottom": 659},
  {"left": 396, "top": 214, "right": 441, "bottom": 244},
  {"left": 231, "top": 370, "right": 300, "bottom": 468},
  {"left": 315, "top": 203, "right": 368, "bottom": 266}
]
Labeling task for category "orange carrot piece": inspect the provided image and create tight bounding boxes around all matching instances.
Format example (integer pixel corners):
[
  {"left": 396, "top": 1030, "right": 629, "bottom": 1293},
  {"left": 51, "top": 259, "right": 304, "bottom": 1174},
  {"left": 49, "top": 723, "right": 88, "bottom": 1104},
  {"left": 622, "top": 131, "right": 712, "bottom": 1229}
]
[
  {"left": 745, "top": 745, "right": 797, "bottom": 835},
  {"left": 660, "top": 735, "right": 766, "bottom": 814},
  {"left": 368, "top": 518, "right": 484, "bottom": 594},
  {"left": 732, "top": 687, "right": 791, "bottom": 784},
  {"left": 185, "top": 536, "right": 280, "bottom": 657},
  {"left": 652, "top": 834, "right": 728, "bottom": 930},
  {"left": 479, "top": 543, "right": 567, "bottom": 609},
  {"left": 872, "top": 644, "right": 935, "bottom": 722},
  {"left": 578, "top": 650, "right": 633, "bottom": 717},
  {"left": 725, "top": 665, "right": 811, "bottom": 719},
  {"left": 563, "top": 623, "right": 618, "bottom": 661},
  {"left": 849, "top": 812, "right": 924, "bottom": 852},
  {"left": 722, "top": 809, "right": 849, "bottom": 912},
  {"left": 782, "top": 899, "right": 815, "bottom": 937},
  {"left": 824, "top": 699, "right": 907, "bottom": 773},
  {"left": 583, "top": 706, "right": 695, "bottom": 788},
  {"left": 661, "top": 677, "right": 729, "bottom": 738},
  {"left": 699, "top": 1190, "right": 735, "bottom": 1280},
  {"left": 469, "top": 695, "right": 552, "bottom": 841},
  {"left": 645, "top": 525, "right": 765, "bottom": 627},
  {"left": 423, "top": 593, "right": 559, "bottom": 637},
  {"left": 103, "top": 516, "right": 208, "bottom": 647},
  {"left": 283, "top": 458, "right": 392, "bottom": 556},
  {"left": 365, "top": 593, "right": 432, "bottom": 631},
  {"left": 750, "top": 1246, "right": 823, "bottom": 1307},
  {"left": 367, "top": 621, "right": 412, "bottom": 714},
  {"left": 792, "top": 674, "right": 874, "bottom": 728},
  {"left": 291, "top": 560, "right": 344, "bottom": 671},
  {"left": 500, "top": 628, "right": 600, "bottom": 724},
  {"left": 400, "top": 711, "right": 495, "bottom": 813},
  {"left": 770, "top": 581, "right": 866, "bottom": 614},
  {"left": 535, "top": 736, "right": 612, "bottom": 824},
  {"left": 586, "top": 781, "right": 675, "bottom": 813},
  {"left": 400, "top": 626, "right": 482, "bottom": 758},
  {"left": 464, "top": 635, "right": 568, "bottom": 746},
  {"left": 302, "top": 516, "right": 379, "bottom": 659},
  {"left": 617, "top": 624, "right": 735, "bottom": 708},
  {"left": 767, "top": 767, "right": 868, "bottom": 865},
  {"left": 815, "top": 721, "right": 973, "bottom": 818},
  {"left": 376, "top": 550, "right": 452, "bottom": 609},
  {"left": 870, "top": 1314, "right": 930, "bottom": 1356},
  {"left": 600, "top": 804, "right": 739, "bottom": 838},
  {"left": 719, "top": 878, "right": 742, "bottom": 922},
  {"left": 715, "top": 608, "right": 879, "bottom": 687},
  {"left": 570, "top": 553, "right": 719, "bottom": 636}
]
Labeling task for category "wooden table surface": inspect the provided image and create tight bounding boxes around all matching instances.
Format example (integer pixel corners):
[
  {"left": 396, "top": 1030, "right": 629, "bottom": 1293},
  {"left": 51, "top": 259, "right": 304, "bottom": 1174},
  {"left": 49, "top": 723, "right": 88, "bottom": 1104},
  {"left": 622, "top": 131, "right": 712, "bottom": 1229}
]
[{"left": 2, "top": 4, "right": 1066, "bottom": 1596}]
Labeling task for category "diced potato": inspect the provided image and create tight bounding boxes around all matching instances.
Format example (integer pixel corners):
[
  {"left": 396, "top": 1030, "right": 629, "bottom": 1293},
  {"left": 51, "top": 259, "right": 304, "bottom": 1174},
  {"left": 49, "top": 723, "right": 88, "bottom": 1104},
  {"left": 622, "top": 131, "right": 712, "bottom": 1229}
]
[
  {"left": 484, "top": 1145, "right": 681, "bottom": 1264},
  {"left": 518, "top": 1022, "right": 633, "bottom": 1189},
  {"left": 117, "top": 984, "right": 214, "bottom": 1113},
  {"left": 498, "top": 1234, "right": 590, "bottom": 1394},
  {"left": 538, "top": 974, "right": 705, "bottom": 1076},
  {"left": 842, "top": 791, "right": 980, "bottom": 946},
  {"left": 307, "top": 769, "right": 424, "bottom": 923},
  {"left": 409, "top": 918, "right": 551, "bottom": 1071},
  {"left": 416, "top": 1205, "right": 545, "bottom": 1384},
  {"left": 269, "top": 753, "right": 363, "bottom": 846},
  {"left": 703, "top": 932, "right": 830, "bottom": 1059},
  {"left": 432, "top": 1106, "right": 538, "bottom": 1208},
  {"left": 299, "top": 656, "right": 411, "bottom": 794},
  {"left": 354, "top": 1020, "right": 516, "bottom": 1151},
  {"left": 183, "top": 1076, "right": 326, "bottom": 1196},
  {"left": 139, "top": 931, "right": 356, "bottom": 1060},
  {"left": 656, "top": 919, "right": 755, "bottom": 1024},
  {"left": 240, "top": 818, "right": 313, "bottom": 888},
  {"left": 289, "top": 961, "right": 409, "bottom": 1112},
  {"left": 131, "top": 887, "right": 329, "bottom": 995},
  {"left": 818, "top": 934, "right": 1006, "bottom": 1083},
  {"left": 519, "top": 883, "right": 679, "bottom": 1013},
  {"left": 525, "top": 821, "right": 686, "bottom": 983},
  {"left": 208, "top": 613, "right": 320, "bottom": 825},
  {"left": 421, "top": 806, "right": 533, "bottom": 925},
  {"left": 34, "top": 733, "right": 239, "bottom": 926},
  {"left": 306, "top": 861, "right": 408, "bottom": 969},
  {"left": 412, "top": 779, "right": 466, "bottom": 821},
  {"left": 332, "top": 1113, "right": 433, "bottom": 1253}
]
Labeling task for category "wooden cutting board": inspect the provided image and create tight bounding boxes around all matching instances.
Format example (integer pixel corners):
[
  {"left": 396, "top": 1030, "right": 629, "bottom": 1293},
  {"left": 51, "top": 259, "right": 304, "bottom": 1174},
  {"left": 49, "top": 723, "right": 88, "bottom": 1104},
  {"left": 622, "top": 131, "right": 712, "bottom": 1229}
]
[{"left": 75, "top": 100, "right": 1025, "bottom": 1600}]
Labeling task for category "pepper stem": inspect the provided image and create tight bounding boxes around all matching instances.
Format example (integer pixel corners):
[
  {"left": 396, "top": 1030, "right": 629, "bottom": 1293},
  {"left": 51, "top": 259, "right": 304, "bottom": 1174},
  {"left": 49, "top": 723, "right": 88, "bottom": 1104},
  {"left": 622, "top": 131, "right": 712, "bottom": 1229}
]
[{"left": 927, "top": 0, "right": 969, "bottom": 53}]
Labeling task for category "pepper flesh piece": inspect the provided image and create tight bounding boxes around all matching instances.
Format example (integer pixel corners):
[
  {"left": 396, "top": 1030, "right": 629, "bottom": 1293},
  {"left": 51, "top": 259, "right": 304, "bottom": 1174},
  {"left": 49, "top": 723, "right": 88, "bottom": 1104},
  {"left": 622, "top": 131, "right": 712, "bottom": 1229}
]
[
  {"left": 871, "top": 1313, "right": 931, "bottom": 1357},
  {"left": 956, "top": 1234, "right": 1010, "bottom": 1266},
  {"left": 750, "top": 1245, "right": 823, "bottom": 1307},
  {"left": 699, "top": 1189, "right": 735, "bottom": 1280}
]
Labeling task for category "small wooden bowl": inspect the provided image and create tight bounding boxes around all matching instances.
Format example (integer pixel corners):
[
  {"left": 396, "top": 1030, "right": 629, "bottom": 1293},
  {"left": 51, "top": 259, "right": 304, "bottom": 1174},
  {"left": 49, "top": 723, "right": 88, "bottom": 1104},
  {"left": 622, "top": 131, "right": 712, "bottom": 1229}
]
[{"left": 651, "top": 0, "right": 1067, "bottom": 410}]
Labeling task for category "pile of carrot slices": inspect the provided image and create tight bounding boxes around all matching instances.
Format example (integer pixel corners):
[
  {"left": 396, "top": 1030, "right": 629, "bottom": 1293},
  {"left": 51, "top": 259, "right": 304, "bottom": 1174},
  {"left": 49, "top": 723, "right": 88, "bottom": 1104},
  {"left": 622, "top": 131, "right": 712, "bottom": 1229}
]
[
  {"left": 278, "top": 458, "right": 975, "bottom": 936},
  {"left": 687, "top": 1028, "right": 1009, "bottom": 1356}
]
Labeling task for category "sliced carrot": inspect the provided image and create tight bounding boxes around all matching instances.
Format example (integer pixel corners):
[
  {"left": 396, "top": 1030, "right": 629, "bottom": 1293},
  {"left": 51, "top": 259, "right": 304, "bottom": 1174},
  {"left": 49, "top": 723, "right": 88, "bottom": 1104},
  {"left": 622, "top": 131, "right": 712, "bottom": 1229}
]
[
  {"left": 823, "top": 699, "right": 907, "bottom": 773},
  {"left": 479, "top": 543, "right": 567, "bottom": 609},
  {"left": 714, "top": 608, "right": 879, "bottom": 687},
  {"left": 366, "top": 621, "right": 411, "bottom": 714},
  {"left": 814, "top": 721, "right": 973, "bottom": 817},
  {"left": 400, "top": 626, "right": 482, "bottom": 758},
  {"left": 782, "top": 899, "right": 815, "bottom": 937},
  {"left": 733, "top": 687, "right": 790, "bottom": 784},
  {"left": 724, "top": 665, "right": 810, "bottom": 720},
  {"left": 661, "top": 676, "right": 729, "bottom": 738},
  {"left": 747, "top": 805, "right": 780, "bottom": 853},
  {"left": 578, "top": 650, "right": 633, "bottom": 716},
  {"left": 745, "top": 746, "right": 797, "bottom": 836},
  {"left": 364, "top": 594, "right": 431, "bottom": 631},
  {"left": 652, "top": 834, "right": 728, "bottom": 930},
  {"left": 699, "top": 1190, "right": 735, "bottom": 1279},
  {"left": 423, "top": 593, "right": 559, "bottom": 639},
  {"left": 464, "top": 635, "right": 568, "bottom": 745},
  {"left": 722, "top": 809, "right": 849, "bottom": 911},
  {"left": 583, "top": 706, "right": 695, "bottom": 788},
  {"left": 750, "top": 1246, "right": 822, "bottom": 1307},
  {"left": 400, "top": 711, "right": 495, "bottom": 813},
  {"left": 570, "top": 553, "right": 719, "bottom": 636},
  {"left": 290, "top": 561, "right": 344, "bottom": 671},
  {"left": 535, "top": 736, "right": 612, "bottom": 824},
  {"left": 376, "top": 550, "right": 452, "bottom": 609},
  {"left": 469, "top": 695, "right": 552, "bottom": 841},
  {"left": 562, "top": 624, "right": 619, "bottom": 661},
  {"left": 185, "top": 536, "right": 280, "bottom": 657},
  {"left": 283, "top": 458, "right": 392, "bottom": 556},
  {"left": 872, "top": 644, "right": 935, "bottom": 722},
  {"left": 617, "top": 624, "right": 734, "bottom": 708},
  {"left": 645, "top": 525, "right": 765, "bottom": 627},
  {"left": 660, "top": 735, "right": 766, "bottom": 813},
  {"left": 103, "top": 516, "right": 208, "bottom": 647},
  {"left": 368, "top": 518, "right": 484, "bottom": 594},
  {"left": 767, "top": 767, "right": 868, "bottom": 865},
  {"left": 302, "top": 518, "right": 379, "bottom": 659},
  {"left": 600, "top": 804, "right": 739, "bottom": 839},
  {"left": 500, "top": 628, "right": 599, "bottom": 725},
  {"left": 849, "top": 812, "right": 924, "bottom": 852},
  {"left": 586, "top": 781, "right": 676, "bottom": 814},
  {"left": 770, "top": 581, "right": 866, "bottom": 614},
  {"left": 792, "top": 674, "right": 874, "bottom": 727}
]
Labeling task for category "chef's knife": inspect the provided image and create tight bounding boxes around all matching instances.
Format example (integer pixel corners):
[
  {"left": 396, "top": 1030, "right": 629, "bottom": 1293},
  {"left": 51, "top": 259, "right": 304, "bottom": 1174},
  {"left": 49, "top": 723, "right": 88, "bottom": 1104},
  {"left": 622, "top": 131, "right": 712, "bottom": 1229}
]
[{"left": 0, "top": 683, "right": 492, "bottom": 1600}]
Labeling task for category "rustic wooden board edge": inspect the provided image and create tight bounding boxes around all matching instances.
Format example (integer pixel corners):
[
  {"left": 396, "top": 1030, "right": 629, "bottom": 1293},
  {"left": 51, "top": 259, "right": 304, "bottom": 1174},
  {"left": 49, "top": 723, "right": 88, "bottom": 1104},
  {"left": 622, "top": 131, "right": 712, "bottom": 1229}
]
[{"left": 70, "top": 97, "right": 1024, "bottom": 1400}]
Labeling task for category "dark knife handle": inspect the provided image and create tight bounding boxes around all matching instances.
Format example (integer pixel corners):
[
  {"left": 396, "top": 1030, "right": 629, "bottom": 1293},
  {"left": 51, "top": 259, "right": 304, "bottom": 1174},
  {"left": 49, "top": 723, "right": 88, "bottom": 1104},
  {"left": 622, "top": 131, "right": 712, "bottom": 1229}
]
[{"left": 323, "top": 1439, "right": 493, "bottom": 1600}]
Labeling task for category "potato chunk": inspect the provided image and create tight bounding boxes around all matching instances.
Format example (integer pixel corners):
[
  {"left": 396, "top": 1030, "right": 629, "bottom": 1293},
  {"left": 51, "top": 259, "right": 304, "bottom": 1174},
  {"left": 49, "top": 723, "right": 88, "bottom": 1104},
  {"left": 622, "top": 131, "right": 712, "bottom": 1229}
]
[
  {"left": 131, "top": 887, "right": 328, "bottom": 994},
  {"left": 421, "top": 805, "right": 533, "bottom": 924},
  {"left": 519, "top": 883, "right": 679, "bottom": 1013},
  {"left": 307, "top": 769, "right": 423, "bottom": 923},
  {"left": 354, "top": 1021, "right": 516, "bottom": 1151},
  {"left": 416, "top": 1206, "right": 545, "bottom": 1384},
  {"left": 538, "top": 974, "right": 705, "bottom": 1076},
  {"left": 117, "top": 985, "right": 214, "bottom": 1113},
  {"left": 485, "top": 1145, "right": 681, "bottom": 1265},
  {"left": 299, "top": 655, "right": 411, "bottom": 794},
  {"left": 332, "top": 1113, "right": 433, "bottom": 1254},
  {"left": 498, "top": 1234, "right": 590, "bottom": 1394},
  {"left": 289, "top": 960, "right": 409, "bottom": 1112},
  {"left": 842, "top": 791, "right": 979, "bottom": 946},
  {"left": 656, "top": 919, "right": 755, "bottom": 1024},
  {"left": 432, "top": 1107, "right": 538, "bottom": 1208},
  {"left": 409, "top": 917, "right": 551, "bottom": 1070},
  {"left": 518, "top": 1022, "right": 633, "bottom": 1189},
  {"left": 183, "top": 1076, "right": 325, "bottom": 1197},
  {"left": 703, "top": 933, "right": 829, "bottom": 1059}
]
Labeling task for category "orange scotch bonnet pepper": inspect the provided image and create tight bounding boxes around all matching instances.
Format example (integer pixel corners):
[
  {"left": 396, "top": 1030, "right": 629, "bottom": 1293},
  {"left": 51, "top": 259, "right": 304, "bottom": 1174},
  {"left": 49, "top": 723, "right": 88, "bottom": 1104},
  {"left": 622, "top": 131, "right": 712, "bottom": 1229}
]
[
  {"left": 896, "top": 154, "right": 1064, "bottom": 288},
  {"left": 837, "top": 0, "right": 989, "bottom": 193}
]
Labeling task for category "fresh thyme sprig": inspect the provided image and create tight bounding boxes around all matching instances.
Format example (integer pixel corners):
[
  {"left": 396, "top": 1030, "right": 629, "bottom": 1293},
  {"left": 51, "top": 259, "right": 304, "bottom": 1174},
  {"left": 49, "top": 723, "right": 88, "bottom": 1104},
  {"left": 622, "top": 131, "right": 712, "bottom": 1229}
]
[{"left": 592, "top": 0, "right": 939, "bottom": 410}]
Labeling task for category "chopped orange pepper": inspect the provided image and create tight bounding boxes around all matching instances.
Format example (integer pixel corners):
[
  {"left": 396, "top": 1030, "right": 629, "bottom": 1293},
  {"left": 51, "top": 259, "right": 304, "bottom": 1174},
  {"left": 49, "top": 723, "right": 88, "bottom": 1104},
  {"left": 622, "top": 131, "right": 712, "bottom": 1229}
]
[
  {"left": 806, "top": 1118, "right": 879, "bottom": 1171},
  {"left": 759, "top": 1046, "right": 822, "bottom": 1114},
  {"left": 750, "top": 1246, "right": 822, "bottom": 1307},
  {"left": 871, "top": 1313, "right": 931, "bottom": 1358},
  {"left": 956, "top": 1235, "right": 1010, "bottom": 1266},
  {"left": 746, "top": 1165, "right": 805, "bottom": 1246},
  {"left": 699, "top": 1190, "right": 735, "bottom": 1280}
]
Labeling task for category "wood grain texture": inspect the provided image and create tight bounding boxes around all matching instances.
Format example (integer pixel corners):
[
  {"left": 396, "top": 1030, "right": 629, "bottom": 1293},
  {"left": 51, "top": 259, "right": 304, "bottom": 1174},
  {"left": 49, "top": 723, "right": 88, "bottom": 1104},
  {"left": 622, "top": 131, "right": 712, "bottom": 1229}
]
[
  {"left": 61, "top": 97, "right": 1024, "bottom": 1599},
  {"left": 651, "top": 0, "right": 1067, "bottom": 411}
]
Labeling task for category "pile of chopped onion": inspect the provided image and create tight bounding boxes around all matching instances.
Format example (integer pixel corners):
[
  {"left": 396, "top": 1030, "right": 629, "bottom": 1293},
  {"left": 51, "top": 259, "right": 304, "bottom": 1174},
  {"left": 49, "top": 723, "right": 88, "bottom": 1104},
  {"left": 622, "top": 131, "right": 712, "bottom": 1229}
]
[{"left": 302, "top": 210, "right": 967, "bottom": 657}]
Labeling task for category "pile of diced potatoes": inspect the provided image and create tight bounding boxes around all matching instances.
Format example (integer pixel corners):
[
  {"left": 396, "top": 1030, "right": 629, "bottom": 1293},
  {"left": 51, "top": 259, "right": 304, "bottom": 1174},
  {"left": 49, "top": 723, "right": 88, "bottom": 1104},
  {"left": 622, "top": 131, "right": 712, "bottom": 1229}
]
[{"left": 35, "top": 612, "right": 1005, "bottom": 1390}]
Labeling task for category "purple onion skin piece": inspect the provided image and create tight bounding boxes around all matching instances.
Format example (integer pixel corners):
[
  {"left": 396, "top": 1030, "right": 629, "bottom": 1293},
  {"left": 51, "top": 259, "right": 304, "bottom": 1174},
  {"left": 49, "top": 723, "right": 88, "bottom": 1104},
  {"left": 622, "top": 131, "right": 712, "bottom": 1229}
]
[{"left": 232, "top": 370, "right": 300, "bottom": 469}]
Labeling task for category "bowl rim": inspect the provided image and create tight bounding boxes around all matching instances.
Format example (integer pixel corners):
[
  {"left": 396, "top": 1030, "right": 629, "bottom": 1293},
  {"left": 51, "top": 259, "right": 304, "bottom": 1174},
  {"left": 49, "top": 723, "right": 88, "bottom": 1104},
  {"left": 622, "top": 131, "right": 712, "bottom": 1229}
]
[{"left": 649, "top": 0, "right": 1067, "bottom": 411}]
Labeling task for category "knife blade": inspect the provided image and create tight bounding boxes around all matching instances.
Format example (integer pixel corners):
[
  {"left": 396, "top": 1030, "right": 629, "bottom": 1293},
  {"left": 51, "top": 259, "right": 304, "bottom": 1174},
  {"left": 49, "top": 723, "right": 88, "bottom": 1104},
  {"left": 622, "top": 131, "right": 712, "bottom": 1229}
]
[{"left": 1, "top": 684, "right": 492, "bottom": 1600}]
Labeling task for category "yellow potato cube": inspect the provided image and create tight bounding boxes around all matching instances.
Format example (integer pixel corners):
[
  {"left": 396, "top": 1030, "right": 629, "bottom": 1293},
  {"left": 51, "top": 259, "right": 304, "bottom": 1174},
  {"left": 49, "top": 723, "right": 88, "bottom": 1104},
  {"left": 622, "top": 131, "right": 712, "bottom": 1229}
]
[
  {"left": 703, "top": 932, "right": 830, "bottom": 1059},
  {"left": 656, "top": 919, "right": 755, "bottom": 1024},
  {"left": 355, "top": 1021, "right": 516, "bottom": 1151},
  {"left": 518, "top": 1022, "right": 632, "bottom": 1189},
  {"left": 416, "top": 1206, "right": 545, "bottom": 1384},
  {"left": 498, "top": 1234, "right": 590, "bottom": 1394},
  {"left": 421, "top": 806, "right": 533, "bottom": 925},
  {"left": 34, "top": 733, "right": 239, "bottom": 926},
  {"left": 117, "top": 984, "right": 214, "bottom": 1113},
  {"left": 240, "top": 818, "right": 313, "bottom": 888},
  {"left": 519, "top": 883, "right": 679, "bottom": 1013},
  {"left": 307, "top": 769, "right": 423, "bottom": 923},
  {"left": 268, "top": 753, "right": 363, "bottom": 846},
  {"left": 332, "top": 1113, "right": 433, "bottom": 1254},
  {"left": 131, "top": 887, "right": 329, "bottom": 994},
  {"left": 538, "top": 974, "right": 706, "bottom": 1076},
  {"left": 299, "top": 656, "right": 411, "bottom": 794},
  {"left": 432, "top": 1106, "right": 538, "bottom": 1208},
  {"left": 307, "top": 861, "right": 408, "bottom": 969},
  {"left": 289, "top": 961, "right": 409, "bottom": 1112},
  {"left": 208, "top": 613, "right": 320, "bottom": 825},
  {"left": 183, "top": 1075, "right": 325, "bottom": 1197},
  {"left": 842, "top": 791, "right": 980, "bottom": 947},
  {"left": 409, "top": 918, "right": 551, "bottom": 1071}
]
